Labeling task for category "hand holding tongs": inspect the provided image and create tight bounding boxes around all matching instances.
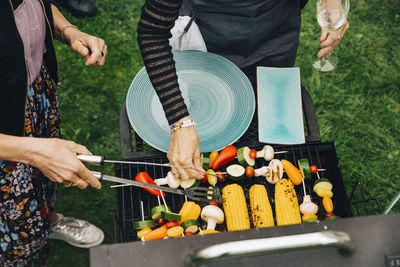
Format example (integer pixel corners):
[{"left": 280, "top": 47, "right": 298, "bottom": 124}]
[
  {"left": 91, "top": 171, "right": 220, "bottom": 203},
  {"left": 77, "top": 154, "right": 221, "bottom": 178}
]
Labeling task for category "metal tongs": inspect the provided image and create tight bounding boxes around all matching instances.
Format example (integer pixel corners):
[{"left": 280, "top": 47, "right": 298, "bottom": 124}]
[
  {"left": 77, "top": 154, "right": 221, "bottom": 178},
  {"left": 91, "top": 171, "right": 220, "bottom": 203}
]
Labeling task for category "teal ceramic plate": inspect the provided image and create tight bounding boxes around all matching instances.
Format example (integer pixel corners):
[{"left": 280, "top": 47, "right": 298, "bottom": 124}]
[
  {"left": 126, "top": 51, "right": 255, "bottom": 153},
  {"left": 257, "top": 67, "right": 305, "bottom": 144}
]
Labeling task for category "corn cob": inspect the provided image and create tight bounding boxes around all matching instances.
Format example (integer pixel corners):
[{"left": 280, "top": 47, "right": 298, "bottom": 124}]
[
  {"left": 222, "top": 184, "right": 250, "bottom": 231},
  {"left": 249, "top": 184, "right": 275, "bottom": 228},
  {"left": 275, "top": 179, "right": 302, "bottom": 226}
]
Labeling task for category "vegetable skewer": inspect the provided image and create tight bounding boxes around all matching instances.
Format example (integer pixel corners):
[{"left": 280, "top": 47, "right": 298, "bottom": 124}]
[{"left": 249, "top": 145, "right": 288, "bottom": 161}]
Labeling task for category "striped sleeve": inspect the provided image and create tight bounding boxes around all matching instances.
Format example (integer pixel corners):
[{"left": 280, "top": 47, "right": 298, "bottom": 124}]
[{"left": 137, "top": 0, "right": 189, "bottom": 125}]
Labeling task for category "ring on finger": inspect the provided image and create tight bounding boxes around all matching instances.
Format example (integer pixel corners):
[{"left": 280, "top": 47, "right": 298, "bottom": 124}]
[
  {"left": 171, "top": 170, "right": 179, "bottom": 175},
  {"left": 73, "top": 179, "right": 82, "bottom": 187},
  {"left": 65, "top": 183, "right": 73, "bottom": 187},
  {"left": 337, "top": 34, "right": 342, "bottom": 40}
]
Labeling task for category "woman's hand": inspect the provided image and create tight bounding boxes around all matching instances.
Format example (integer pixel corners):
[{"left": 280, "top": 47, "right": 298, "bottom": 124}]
[
  {"left": 29, "top": 138, "right": 102, "bottom": 189},
  {"left": 51, "top": 4, "right": 107, "bottom": 66},
  {"left": 318, "top": 21, "right": 349, "bottom": 59},
  {"left": 167, "top": 117, "right": 204, "bottom": 181},
  {"left": 65, "top": 27, "right": 107, "bottom": 66}
]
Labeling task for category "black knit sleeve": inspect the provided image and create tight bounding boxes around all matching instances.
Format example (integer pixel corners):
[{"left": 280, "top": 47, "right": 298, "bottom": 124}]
[{"left": 137, "top": 0, "right": 189, "bottom": 125}]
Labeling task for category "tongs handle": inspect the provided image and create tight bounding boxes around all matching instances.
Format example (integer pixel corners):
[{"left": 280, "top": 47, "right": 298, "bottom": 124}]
[
  {"left": 91, "top": 171, "right": 103, "bottom": 179},
  {"left": 77, "top": 154, "right": 104, "bottom": 165}
]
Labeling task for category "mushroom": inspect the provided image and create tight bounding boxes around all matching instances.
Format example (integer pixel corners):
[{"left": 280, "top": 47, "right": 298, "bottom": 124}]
[
  {"left": 201, "top": 205, "right": 224, "bottom": 230},
  {"left": 154, "top": 171, "right": 181, "bottom": 189},
  {"left": 299, "top": 195, "right": 319, "bottom": 215},
  {"left": 267, "top": 159, "right": 283, "bottom": 184},
  {"left": 254, "top": 166, "right": 273, "bottom": 181},
  {"left": 256, "top": 145, "right": 275, "bottom": 161}
]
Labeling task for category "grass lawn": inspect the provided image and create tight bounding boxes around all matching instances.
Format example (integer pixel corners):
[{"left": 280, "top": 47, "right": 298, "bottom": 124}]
[{"left": 46, "top": 0, "right": 400, "bottom": 266}]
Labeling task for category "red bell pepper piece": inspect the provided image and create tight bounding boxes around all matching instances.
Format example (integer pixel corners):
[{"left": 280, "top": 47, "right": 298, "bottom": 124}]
[
  {"left": 165, "top": 221, "right": 180, "bottom": 229},
  {"left": 211, "top": 145, "right": 237, "bottom": 169},
  {"left": 134, "top": 172, "right": 165, "bottom": 197}
]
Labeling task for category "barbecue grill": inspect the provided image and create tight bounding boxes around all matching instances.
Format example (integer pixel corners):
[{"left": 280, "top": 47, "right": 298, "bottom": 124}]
[{"left": 90, "top": 87, "right": 400, "bottom": 267}]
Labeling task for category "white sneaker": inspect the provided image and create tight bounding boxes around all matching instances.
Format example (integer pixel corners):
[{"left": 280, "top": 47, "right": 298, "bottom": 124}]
[{"left": 49, "top": 213, "right": 104, "bottom": 248}]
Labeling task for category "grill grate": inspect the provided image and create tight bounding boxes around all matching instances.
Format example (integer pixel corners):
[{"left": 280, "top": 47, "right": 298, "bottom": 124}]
[{"left": 114, "top": 142, "right": 352, "bottom": 243}]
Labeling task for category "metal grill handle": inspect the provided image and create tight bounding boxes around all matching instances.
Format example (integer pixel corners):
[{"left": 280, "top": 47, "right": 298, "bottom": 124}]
[{"left": 184, "top": 231, "right": 352, "bottom": 266}]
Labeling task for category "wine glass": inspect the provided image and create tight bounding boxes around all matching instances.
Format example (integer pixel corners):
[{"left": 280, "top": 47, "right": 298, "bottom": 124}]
[{"left": 312, "top": 0, "right": 350, "bottom": 72}]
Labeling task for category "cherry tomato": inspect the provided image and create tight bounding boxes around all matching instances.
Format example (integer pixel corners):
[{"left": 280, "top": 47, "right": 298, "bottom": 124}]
[
  {"left": 249, "top": 149, "right": 257, "bottom": 159},
  {"left": 325, "top": 212, "right": 335, "bottom": 218},
  {"left": 245, "top": 165, "right": 255, "bottom": 178},
  {"left": 310, "top": 165, "right": 318, "bottom": 174},
  {"left": 185, "top": 232, "right": 195, "bottom": 236},
  {"left": 215, "top": 171, "right": 226, "bottom": 183},
  {"left": 157, "top": 218, "right": 166, "bottom": 227},
  {"left": 201, "top": 174, "right": 208, "bottom": 183},
  {"left": 165, "top": 221, "right": 180, "bottom": 229},
  {"left": 208, "top": 202, "right": 219, "bottom": 206}
]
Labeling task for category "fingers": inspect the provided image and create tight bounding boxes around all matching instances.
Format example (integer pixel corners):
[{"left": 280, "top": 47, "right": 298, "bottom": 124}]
[
  {"left": 84, "top": 37, "right": 107, "bottom": 66},
  {"left": 63, "top": 164, "right": 101, "bottom": 189},
  {"left": 167, "top": 126, "right": 204, "bottom": 181},
  {"left": 317, "top": 46, "right": 333, "bottom": 59},
  {"left": 64, "top": 177, "right": 89, "bottom": 190},
  {"left": 192, "top": 146, "right": 205, "bottom": 180},
  {"left": 64, "top": 140, "right": 101, "bottom": 189},
  {"left": 70, "top": 34, "right": 107, "bottom": 66},
  {"left": 319, "top": 28, "right": 328, "bottom": 42},
  {"left": 77, "top": 164, "right": 102, "bottom": 189},
  {"left": 318, "top": 22, "right": 349, "bottom": 59},
  {"left": 67, "top": 141, "right": 93, "bottom": 156}
]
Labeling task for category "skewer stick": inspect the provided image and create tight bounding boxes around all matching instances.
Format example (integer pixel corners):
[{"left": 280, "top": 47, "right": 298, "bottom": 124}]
[
  {"left": 316, "top": 172, "right": 321, "bottom": 180},
  {"left": 140, "top": 201, "right": 144, "bottom": 221},
  {"left": 110, "top": 184, "right": 132, "bottom": 188},
  {"left": 274, "top": 150, "right": 288, "bottom": 154},
  {"left": 157, "top": 196, "right": 161, "bottom": 206},
  {"left": 184, "top": 192, "right": 188, "bottom": 202},
  {"left": 302, "top": 178, "right": 307, "bottom": 197},
  {"left": 160, "top": 190, "right": 169, "bottom": 211}
]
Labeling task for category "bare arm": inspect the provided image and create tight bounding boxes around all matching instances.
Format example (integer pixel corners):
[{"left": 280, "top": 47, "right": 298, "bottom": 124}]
[{"left": 137, "top": 0, "right": 203, "bottom": 180}]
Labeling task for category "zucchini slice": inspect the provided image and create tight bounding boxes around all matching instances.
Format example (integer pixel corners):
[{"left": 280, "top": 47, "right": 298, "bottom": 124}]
[
  {"left": 324, "top": 215, "right": 341, "bottom": 221},
  {"left": 132, "top": 219, "right": 155, "bottom": 229},
  {"left": 181, "top": 219, "right": 199, "bottom": 233},
  {"left": 237, "top": 147, "right": 255, "bottom": 166},
  {"left": 297, "top": 158, "right": 311, "bottom": 179},
  {"left": 151, "top": 205, "right": 170, "bottom": 220},
  {"left": 313, "top": 178, "right": 333, "bottom": 192},
  {"left": 161, "top": 211, "right": 182, "bottom": 222},
  {"left": 201, "top": 153, "right": 209, "bottom": 170},
  {"left": 226, "top": 164, "right": 245, "bottom": 180},
  {"left": 303, "top": 218, "right": 318, "bottom": 223}
]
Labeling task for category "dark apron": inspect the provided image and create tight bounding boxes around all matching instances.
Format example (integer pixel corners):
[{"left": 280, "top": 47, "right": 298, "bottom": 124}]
[
  {"left": 179, "top": 0, "right": 305, "bottom": 140},
  {"left": 180, "top": 0, "right": 302, "bottom": 86}
]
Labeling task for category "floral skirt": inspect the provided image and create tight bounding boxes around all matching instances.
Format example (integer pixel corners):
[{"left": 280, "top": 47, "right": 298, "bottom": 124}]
[{"left": 0, "top": 65, "right": 60, "bottom": 266}]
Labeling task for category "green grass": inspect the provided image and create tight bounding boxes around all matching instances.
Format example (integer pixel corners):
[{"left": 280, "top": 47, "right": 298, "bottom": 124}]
[{"left": 46, "top": 0, "right": 400, "bottom": 265}]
